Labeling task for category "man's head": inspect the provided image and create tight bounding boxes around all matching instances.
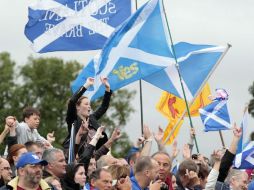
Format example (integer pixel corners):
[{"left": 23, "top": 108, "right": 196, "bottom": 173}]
[
  {"left": 134, "top": 156, "right": 159, "bottom": 186},
  {"left": 96, "top": 155, "right": 118, "bottom": 169},
  {"left": 23, "top": 107, "right": 40, "bottom": 129},
  {"left": 90, "top": 168, "right": 113, "bottom": 190},
  {"left": 152, "top": 151, "right": 172, "bottom": 181},
  {"left": 25, "top": 141, "right": 43, "bottom": 159},
  {"left": 226, "top": 169, "right": 248, "bottom": 190},
  {"left": 197, "top": 164, "right": 209, "bottom": 188},
  {"left": 127, "top": 151, "right": 140, "bottom": 168},
  {"left": 16, "top": 152, "right": 48, "bottom": 186},
  {"left": 0, "top": 158, "right": 12, "bottom": 184},
  {"left": 42, "top": 148, "right": 67, "bottom": 178},
  {"left": 177, "top": 159, "right": 198, "bottom": 188}
]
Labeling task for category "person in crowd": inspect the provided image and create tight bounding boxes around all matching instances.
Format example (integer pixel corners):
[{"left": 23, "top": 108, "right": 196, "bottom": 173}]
[
  {"left": 42, "top": 148, "right": 67, "bottom": 179},
  {"left": 62, "top": 163, "right": 86, "bottom": 190},
  {"left": 0, "top": 158, "right": 12, "bottom": 188},
  {"left": 25, "top": 141, "right": 44, "bottom": 159},
  {"left": 0, "top": 152, "right": 49, "bottom": 190},
  {"left": 217, "top": 123, "right": 242, "bottom": 183},
  {"left": 176, "top": 159, "right": 202, "bottom": 190},
  {"left": 88, "top": 168, "right": 113, "bottom": 190},
  {"left": 108, "top": 165, "right": 131, "bottom": 190},
  {"left": 96, "top": 155, "right": 119, "bottom": 169},
  {"left": 44, "top": 176, "right": 62, "bottom": 190},
  {"left": 197, "top": 163, "right": 209, "bottom": 189},
  {"left": 205, "top": 150, "right": 223, "bottom": 190},
  {"left": 6, "top": 144, "right": 27, "bottom": 177},
  {"left": 216, "top": 169, "right": 248, "bottom": 190},
  {"left": 63, "top": 77, "right": 112, "bottom": 156},
  {"left": 5, "top": 107, "right": 51, "bottom": 146},
  {"left": 130, "top": 156, "right": 162, "bottom": 190},
  {"left": 171, "top": 174, "right": 178, "bottom": 190},
  {"left": 87, "top": 157, "right": 96, "bottom": 178},
  {"left": 152, "top": 151, "right": 173, "bottom": 189}
]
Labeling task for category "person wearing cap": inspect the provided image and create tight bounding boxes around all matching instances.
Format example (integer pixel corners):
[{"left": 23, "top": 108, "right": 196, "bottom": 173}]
[{"left": 0, "top": 152, "right": 51, "bottom": 190}]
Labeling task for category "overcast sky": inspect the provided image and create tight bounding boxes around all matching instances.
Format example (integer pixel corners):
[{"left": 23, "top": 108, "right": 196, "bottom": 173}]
[{"left": 0, "top": 0, "right": 254, "bottom": 157}]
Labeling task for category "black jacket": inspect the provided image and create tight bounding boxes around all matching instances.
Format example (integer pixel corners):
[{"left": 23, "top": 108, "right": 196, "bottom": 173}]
[{"left": 63, "top": 86, "right": 112, "bottom": 151}]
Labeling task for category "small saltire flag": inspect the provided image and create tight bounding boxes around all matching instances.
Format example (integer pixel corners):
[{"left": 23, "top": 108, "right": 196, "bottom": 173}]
[
  {"left": 143, "top": 42, "right": 228, "bottom": 102},
  {"left": 72, "top": 0, "right": 175, "bottom": 100},
  {"left": 234, "top": 142, "right": 254, "bottom": 169},
  {"left": 199, "top": 100, "right": 231, "bottom": 132},
  {"left": 234, "top": 110, "right": 252, "bottom": 169},
  {"left": 25, "top": 0, "right": 132, "bottom": 53},
  {"left": 236, "top": 108, "right": 249, "bottom": 154}
]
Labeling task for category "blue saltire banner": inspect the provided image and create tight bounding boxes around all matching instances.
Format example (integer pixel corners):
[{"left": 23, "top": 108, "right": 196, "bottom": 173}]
[{"left": 25, "top": 0, "right": 132, "bottom": 53}]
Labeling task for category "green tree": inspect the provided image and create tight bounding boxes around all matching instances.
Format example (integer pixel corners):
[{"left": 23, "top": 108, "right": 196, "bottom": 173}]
[
  {"left": 249, "top": 82, "right": 254, "bottom": 117},
  {"left": 0, "top": 52, "right": 17, "bottom": 123}
]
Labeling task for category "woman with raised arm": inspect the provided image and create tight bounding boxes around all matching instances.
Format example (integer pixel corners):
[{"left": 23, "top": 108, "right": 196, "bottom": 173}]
[{"left": 63, "top": 77, "right": 112, "bottom": 157}]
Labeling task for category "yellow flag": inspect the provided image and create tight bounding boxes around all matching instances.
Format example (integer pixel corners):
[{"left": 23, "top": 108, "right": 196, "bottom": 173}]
[
  {"left": 163, "top": 119, "right": 184, "bottom": 145},
  {"left": 157, "top": 83, "right": 211, "bottom": 145}
]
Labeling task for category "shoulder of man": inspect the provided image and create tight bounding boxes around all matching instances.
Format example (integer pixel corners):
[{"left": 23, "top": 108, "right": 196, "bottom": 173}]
[{"left": 39, "top": 179, "right": 51, "bottom": 190}]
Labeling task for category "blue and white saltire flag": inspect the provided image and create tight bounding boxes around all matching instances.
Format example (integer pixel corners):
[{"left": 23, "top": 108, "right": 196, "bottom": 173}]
[
  {"left": 199, "top": 100, "right": 232, "bottom": 132},
  {"left": 143, "top": 42, "right": 228, "bottom": 102},
  {"left": 25, "top": 0, "right": 132, "bottom": 53},
  {"left": 72, "top": 0, "right": 176, "bottom": 100},
  {"left": 234, "top": 142, "right": 254, "bottom": 169},
  {"left": 237, "top": 109, "right": 249, "bottom": 154},
  {"left": 234, "top": 111, "right": 253, "bottom": 169}
]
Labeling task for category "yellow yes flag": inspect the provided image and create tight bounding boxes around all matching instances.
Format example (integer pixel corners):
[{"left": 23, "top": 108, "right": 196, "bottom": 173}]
[{"left": 156, "top": 83, "right": 211, "bottom": 145}]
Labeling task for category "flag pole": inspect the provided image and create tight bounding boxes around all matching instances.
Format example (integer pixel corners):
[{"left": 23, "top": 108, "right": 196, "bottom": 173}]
[
  {"left": 134, "top": 0, "right": 144, "bottom": 135},
  {"left": 161, "top": 0, "right": 231, "bottom": 152},
  {"left": 161, "top": 0, "right": 199, "bottom": 152},
  {"left": 219, "top": 130, "right": 226, "bottom": 148},
  {"left": 163, "top": 44, "right": 231, "bottom": 147}
]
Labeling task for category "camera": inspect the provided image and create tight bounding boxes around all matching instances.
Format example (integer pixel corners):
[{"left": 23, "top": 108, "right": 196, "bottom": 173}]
[{"left": 160, "top": 183, "right": 168, "bottom": 190}]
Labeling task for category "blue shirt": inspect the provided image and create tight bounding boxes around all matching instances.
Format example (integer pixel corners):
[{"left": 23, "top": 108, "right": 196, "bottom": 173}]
[{"left": 130, "top": 176, "right": 149, "bottom": 190}]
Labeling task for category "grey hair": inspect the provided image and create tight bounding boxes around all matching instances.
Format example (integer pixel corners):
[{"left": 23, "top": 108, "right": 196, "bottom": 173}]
[
  {"left": 96, "top": 155, "right": 109, "bottom": 169},
  {"left": 225, "top": 168, "right": 246, "bottom": 184},
  {"left": 42, "top": 148, "right": 63, "bottom": 163}
]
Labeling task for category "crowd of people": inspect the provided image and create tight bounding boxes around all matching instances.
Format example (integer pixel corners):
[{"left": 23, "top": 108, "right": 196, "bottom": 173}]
[{"left": 0, "top": 77, "right": 253, "bottom": 190}]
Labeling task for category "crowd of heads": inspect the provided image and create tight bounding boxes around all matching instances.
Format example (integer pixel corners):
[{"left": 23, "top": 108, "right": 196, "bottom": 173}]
[{"left": 0, "top": 77, "right": 253, "bottom": 190}]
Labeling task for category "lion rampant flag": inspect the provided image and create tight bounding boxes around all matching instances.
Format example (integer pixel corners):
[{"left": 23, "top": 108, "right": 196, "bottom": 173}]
[{"left": 156, "top": 83, "right": 211, "bottom": 145}]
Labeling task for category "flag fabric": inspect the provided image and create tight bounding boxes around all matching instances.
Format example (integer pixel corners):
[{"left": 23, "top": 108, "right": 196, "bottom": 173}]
[
  {"left": 157, "top": 83, "right": 211, "bottom": 144},
  {"left": 234, "top": 142, "right": 254, "bottom": 169},
  {"left": 234, "top": 110, "right": 252, "bottom": 169},
  {"left": 163, "top": 119, "right": 183, "bottom": 145},
  {"left": 25, "top": 0, "right": 132, "bottom": 53},
  {"left": 143, "top": 42, "right": 227, "bottom": 102},
  {"left": 199, "top": 100, "right": 231, "bottom": 132},
  {"left": 237, "top": 109, "right": 249, "bottom": 154},
  {"left": 156, "top": 83, "right": 211, "bottom": 120},
  {"left": 72, "top": 0, "right": 176, "bottom": 101}
]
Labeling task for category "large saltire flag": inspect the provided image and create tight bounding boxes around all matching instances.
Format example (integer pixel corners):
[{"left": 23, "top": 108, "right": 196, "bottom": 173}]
[
  {"left": 72, "top": 0, "right": 176, "bottom": 100},
  {"left": 25, "top": 0, "right": 132, "bottom": 53},
  {"left": 143, "top": 42, "right": 228, "bottom": 102},
  {"left": 157, "top": 83, "right": 211, "bottom": 144},
  {"left": 199, "top": 100, "right": 232, "bottom": 132}
]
